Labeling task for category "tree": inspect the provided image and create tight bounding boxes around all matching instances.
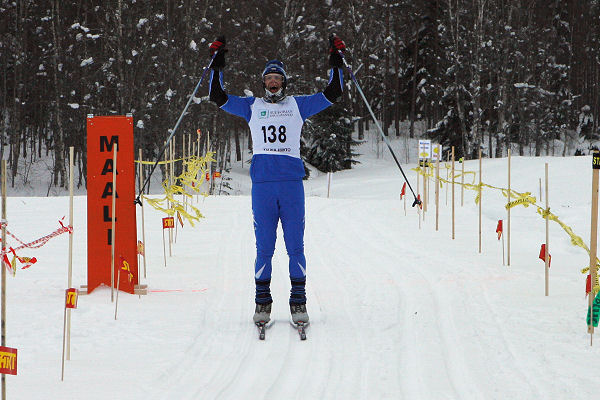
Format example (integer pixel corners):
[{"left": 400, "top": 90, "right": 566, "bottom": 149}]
[{"left": 304, "top": 103, "right": 360, "bottom": 172}]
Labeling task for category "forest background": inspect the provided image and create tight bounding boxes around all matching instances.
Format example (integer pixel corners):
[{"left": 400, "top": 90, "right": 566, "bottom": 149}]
[{"left": 2, "top": 0, "right": 599, "bottom": 192}]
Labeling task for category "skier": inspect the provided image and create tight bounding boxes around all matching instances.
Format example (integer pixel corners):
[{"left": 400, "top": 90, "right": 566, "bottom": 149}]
[{"left": 208, "top": 34, "right": 346, "bottom": 329}]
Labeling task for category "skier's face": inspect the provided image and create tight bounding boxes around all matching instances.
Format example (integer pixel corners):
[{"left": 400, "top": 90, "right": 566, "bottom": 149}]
[{"left": 264, "top": 73, "right": 284, "bottom": 93}]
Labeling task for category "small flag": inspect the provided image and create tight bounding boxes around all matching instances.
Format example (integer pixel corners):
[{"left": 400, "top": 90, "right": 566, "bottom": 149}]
[
  {"left": 417, "top": 194, "right": 422, "bottom": 210},
  {"left": 539, "top": 244, "right": 551, "bottom": 267},
  {"left": 0, "top": 346, "right": 17, "bottom": 375},
  {"left": 65, "top": 288, "right": 78, "bottom": 309},
  {"left": 213, "top": 171, "right": 221, "bottom": 179},
  {"left": 400, "top": 183, "right": 406, "bottom": 199},
  {"left": 162, "top": 217, "right": 175, "bottom": 229},
  {"left": 119, "top": 256, "right": 134, "bottom": 283},
  {"left": 586, "top": 274, "right": 592, "bottom": 297},
  {"left": 137, "top": 240, "right": 145, "bottom": 256},
  {"left": 205, "top": 172, "right": 210, "bottom": 181},
  {"left": 496, "top": 220, "right": 503, "bottom": 240},
  {"left": 177, "top": 211, "right": 184, "bottom": 228}
]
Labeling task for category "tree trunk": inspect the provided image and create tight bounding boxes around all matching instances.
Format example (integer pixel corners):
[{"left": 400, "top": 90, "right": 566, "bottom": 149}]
[{"left": 51, "top": 0, "right": 66, "bottom": 188}]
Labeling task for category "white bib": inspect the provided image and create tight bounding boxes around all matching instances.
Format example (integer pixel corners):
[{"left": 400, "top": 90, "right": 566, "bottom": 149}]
[{"left": 248, "top": 97, "right": 304, "bottom": 159}]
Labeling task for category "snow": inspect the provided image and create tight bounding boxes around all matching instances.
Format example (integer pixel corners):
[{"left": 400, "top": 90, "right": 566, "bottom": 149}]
[
  {"left": 5, "top": 134, "right": 600, "bottom": 399},
  {"left": 189, "top": 40, "right": 197, "bottom": 51},
  {"left": 136, "top": 18, "right": 148, "bottom": 29},
  {"left": 67, "top": 103, "right": 79, "bottom": 109},
  {"left": 136, "top": 120, "right": 144, "bottom": 129},
  {"left": 79, "top": 58, "right": 93, "bottom": 67}
]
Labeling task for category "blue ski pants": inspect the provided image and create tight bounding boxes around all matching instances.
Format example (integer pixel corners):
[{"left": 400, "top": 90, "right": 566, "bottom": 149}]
[{"left": 252, "top": 180, "right": 306, "bottom": 304}]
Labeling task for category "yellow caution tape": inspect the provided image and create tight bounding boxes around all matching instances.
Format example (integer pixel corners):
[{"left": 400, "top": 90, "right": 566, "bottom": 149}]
[
  {"left": 414, "top": 162, "right": 600, "bottom": 285},
  {"left": 142, "top": 152, "right": 216, "bottom": 227}
]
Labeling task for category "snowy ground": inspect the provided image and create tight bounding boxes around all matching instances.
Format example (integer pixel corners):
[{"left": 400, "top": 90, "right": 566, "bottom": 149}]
[{"left": 5, "top": 135, "right": 600, "bottom": 399}]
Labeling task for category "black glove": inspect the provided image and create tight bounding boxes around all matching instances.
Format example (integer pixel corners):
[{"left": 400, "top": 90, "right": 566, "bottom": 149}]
[
  {"left": 328, "top": 34, "right": 345, "bottom": 68},
  {"left": 209, "top": 36, "right": 227, "bottom": 69}
]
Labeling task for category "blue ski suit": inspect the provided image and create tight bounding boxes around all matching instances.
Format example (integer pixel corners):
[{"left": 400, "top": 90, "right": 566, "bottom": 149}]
[{"left": 209, "top": 64, "right": 343, "bottom": 305}]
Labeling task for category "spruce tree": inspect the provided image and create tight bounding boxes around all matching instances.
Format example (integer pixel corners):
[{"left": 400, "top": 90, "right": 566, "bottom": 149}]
[{"left": 304, "top": 103, "right": 360, "bottom": 173}]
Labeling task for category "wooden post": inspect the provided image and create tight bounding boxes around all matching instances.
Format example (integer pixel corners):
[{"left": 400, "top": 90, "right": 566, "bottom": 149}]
[
  {"left": 461, "top": 157, "right": 465, "bottom": 207},
  {"left": 61, "top": 293, "right": 67, "bottom": 381},
  {"left": 545, "top": 163, "right": 549, "bottom": 296},
  {"left": 111, "top": 146, "right": 117, "bottom": 302},
  {"left": 327, "top": 172, "right": 332, "bottom": 198},
  {"left": 435, "top": 146, "right": 440, "bottom": 231},
  {"left": 479, "top": 149, "right": 482, "bottom": 254},
  {"left": 114, "top": 264, "right": 121, "bottom": 320},
  {"left": 417, "top": 162, "right": 421, "bottom": 229},
  {"left": 588, "top": 151, "right": 600, "bottom": 341},
  {"left": 507, "top": 149, "right": 511, "bottom": 266},
  {"left": 501, "top": 220, "right": 506, "bottom": 266},
  {"left": 66, "top": 147, "right": 74, "bottom": 360},
  {"left": 138, "top": 149, "right": 147, "bottom": 279},
  {"left": 1, "top": 160, "right": 6, "bottom": 397},
  {"left": 423, "top": 162, "right": 427, "bottom": 218},
  {"left": 451, "top": 146, "right": 455, "bottom": 240},
  {"left": 169, "top": 140, "right": 173, "bottom": 256},
  {"left": 445, "top": 153, "right": 449, "bottom": 206}
]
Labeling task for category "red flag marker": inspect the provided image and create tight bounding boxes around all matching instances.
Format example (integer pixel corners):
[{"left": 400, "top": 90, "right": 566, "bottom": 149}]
[
  {"left": 496, "top": 220, "right": 503, "bottom": 240},
  {"left": 400, "top": 182, "right": 406, "bottom": 199},
  {"left": 587, "top": 274, "right": 592, "bottom": 297},
  {"left": 539, "top": 244, "right": 551, "bottom": 267}
]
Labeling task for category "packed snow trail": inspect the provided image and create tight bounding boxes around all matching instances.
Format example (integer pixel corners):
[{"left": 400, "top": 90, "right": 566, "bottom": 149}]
[{"left": 9, "top": 153, "right": 600, "bottom": 399}]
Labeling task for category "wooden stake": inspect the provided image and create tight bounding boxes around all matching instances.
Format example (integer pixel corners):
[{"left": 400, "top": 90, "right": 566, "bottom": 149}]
[
  {"left": 162, "top": 226, "right": 167, "bottom": 268},
  {"left": 114, "top": 264, "right": 121, "bottom": 320},
  {"left": 138, "top": 149, "right": 147, "bottom": 279},
  {"left": 445, "top": 154, "right": 449, "bottom": 206},
  {"left": 501, "top": 220, "right": 506, "bottom": 266},
  {"left": 327, "top": 172, "right": 332, "bottom": 198},
  {"left": 588, "top": 151, "right": 600, "bottom": 340},
  {"left": 423, "top": 162, "right": 427, "bottom": 217},
  {"left": 61, "top": 295, "right": 66, "bottom": 381},
  {"left": 545, "top": 163, "right": 550, "bottom": 296},
  {"left": 66, "top": 147, "right": 74, "bottom": 360},
  {"left": 435, "top": 146, "right": 440, "bottom": 231},
  {"left": 417, "top": 162, "right": 421, "bottom": 229},
  {"left": 479, "top": 148, "right": 482, "bottom": 254},
  {"left": 1, "top": 160, "right": 7, "bottom": 396},
  {"left": 111, "top": 146, "right": 117, "bottom": 302},
  {"left": 508, "top": 149, "right": 511, "bottom": 266},
  {"left": 451, "top": 146, "right": 455, "bottom": 240},
  {"left": 461, "top": 157, "right": 464, "bottom": 207},
  {"left": 169, "top": 140, "right": 173, "bottom": 256}
]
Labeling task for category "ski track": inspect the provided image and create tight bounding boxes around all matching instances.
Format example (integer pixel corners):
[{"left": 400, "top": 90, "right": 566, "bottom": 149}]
[{"left": 148, "top": 194, "right": 562, "bottom": 399}]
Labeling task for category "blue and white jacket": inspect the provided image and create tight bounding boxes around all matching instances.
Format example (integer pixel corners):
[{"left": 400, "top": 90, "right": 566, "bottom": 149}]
[{"left": 209, "top": 67, "right": 343, "bottom": 183}]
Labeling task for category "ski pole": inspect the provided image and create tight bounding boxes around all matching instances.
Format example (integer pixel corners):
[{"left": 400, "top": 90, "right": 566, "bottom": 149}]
[
  {"left": 336, "top": 47, "right": 421, "bottom": 207},
  {"left": 135, "top": 51, "right": 219, "bottom": 205}
]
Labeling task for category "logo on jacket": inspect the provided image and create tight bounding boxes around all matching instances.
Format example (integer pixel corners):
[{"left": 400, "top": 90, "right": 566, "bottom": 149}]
[{"left": 258, "top": 110, "right": 268, "bottom": 119}]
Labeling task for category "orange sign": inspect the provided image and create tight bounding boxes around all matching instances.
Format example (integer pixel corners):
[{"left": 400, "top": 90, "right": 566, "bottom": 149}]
[
  {"left": 162, "top": 217, "right": 175, "bottom": 229},
  {"left": 86, "top": 115, "right": 138, "bottom": 294},
  {"left": 213, "top": 171, "right": 221, "bottom": 178},
  {"left": 65, "top": 288, "right": 78, "bottom": 309},
  {"left": 0, "top": 347, "right": 17, "bottom": 375}
]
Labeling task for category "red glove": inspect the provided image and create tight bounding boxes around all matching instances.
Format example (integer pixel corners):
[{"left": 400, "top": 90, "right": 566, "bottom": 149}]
[
  {"left": 209, "top": 36, "right": 227, "bottom": 69},
  {"left": 329, "top": 35, "right": 346, "bottom": 53}
]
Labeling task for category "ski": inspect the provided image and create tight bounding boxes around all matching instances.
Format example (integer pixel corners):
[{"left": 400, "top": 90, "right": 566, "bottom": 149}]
[
  {"left": 290, "top": 321, "right": 308, "bottom": 340},
  {"left": 255, "top": 320, "right": 273, "bottom": 340}
]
